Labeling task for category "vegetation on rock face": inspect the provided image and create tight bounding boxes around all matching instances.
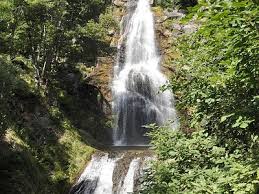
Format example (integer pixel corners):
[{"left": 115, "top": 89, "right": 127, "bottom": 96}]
[
  {"left": 142, "top": 0, "right": 259, "bottom": 193},
  {"left": 0, "top": 0, "right": 116, "bottom": 193},
  {"left": 172, "top": 0, "right": 259, "bottom": 142},
  {"left": 154, "top": 0, "right": 197, "bottom": 8}
]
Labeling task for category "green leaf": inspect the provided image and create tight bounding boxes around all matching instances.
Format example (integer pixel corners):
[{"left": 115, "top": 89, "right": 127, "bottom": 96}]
[
  {"left": 239, "top": 122, "right": 249, "bottom": 129},
  {"left": 220, "top": 113, "right": 235, "bottom": 123}
]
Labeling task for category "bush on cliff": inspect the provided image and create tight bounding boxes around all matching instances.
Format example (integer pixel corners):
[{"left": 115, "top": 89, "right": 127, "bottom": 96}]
[{"left": 142, "top": 0, "right": 259, "bottom": 193}]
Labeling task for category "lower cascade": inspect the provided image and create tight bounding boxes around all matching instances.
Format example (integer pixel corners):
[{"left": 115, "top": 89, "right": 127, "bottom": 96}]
[
  {"left": 71, "top": 0, "right": 177, "bottom": 193},
  {"left": 70, "top": 151, "right": 153, "bottom": 194}
]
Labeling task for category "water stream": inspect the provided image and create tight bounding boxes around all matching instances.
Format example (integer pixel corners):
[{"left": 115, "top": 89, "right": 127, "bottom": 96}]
[
  {"left": 71, "top": 0, "right": 177, "bottom": 193},
  {"left": 70, "top": 151, "right": 153, "bottom": 194},
  {"left": 112, "top": 0, "right": 177, "bottom": 145}
]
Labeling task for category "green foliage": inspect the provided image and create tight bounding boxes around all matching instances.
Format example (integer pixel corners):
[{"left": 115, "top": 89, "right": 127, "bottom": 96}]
[
  {"left": 0, "top": 0, "right": 115, "bottom": 89},
  {"left": 0, "top": 0, "right": 113, "bottom": 193},
  {"left": 142, "top": 1, "right": 259, "bottom": 193},
  {"left": 170, "top": 0, "right": 259, "bottom": 142},
  {"left": 79, "top": 8, "right": 118, "bottom": 41},
  {"left": 0, "top": 57, "right": 18, "bottom": 98},
  {"left": 0, "top": 56, "right": 21, "bottom": 133},
  {"left": 155, "top": 0, "right": 197, "bottom": 9},
  {"left": 1, "top": 122, "right": 95, "bottom": 194},
  {"left": 141, "top": 127, "right": 259, "bottom": 194}
]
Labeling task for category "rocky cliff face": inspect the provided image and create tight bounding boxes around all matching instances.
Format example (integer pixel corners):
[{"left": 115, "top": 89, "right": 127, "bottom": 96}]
[{"left": 154, "top": 6, "right": 198, "bottom": 76}]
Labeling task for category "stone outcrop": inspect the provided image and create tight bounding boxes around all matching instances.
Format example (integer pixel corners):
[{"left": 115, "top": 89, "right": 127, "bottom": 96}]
[
  {"left": 153, "top": 7, "right": 198, "bottom": 76},
  {"left": 88, "top": 57, "right": 114, "bottom": 105},
  {"left": 113, "top": 0, "right": 127, "bottom": 7}
]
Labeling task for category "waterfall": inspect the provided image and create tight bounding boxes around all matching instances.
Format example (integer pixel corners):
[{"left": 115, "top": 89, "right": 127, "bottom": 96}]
[
  {"left": 70, "top": 151, "right": 153, "bottom": 194},
  {"left": 70, "top": 0, "right": 178, "bottom": 193},
  {"left": 118, "top": 158, "right": 140, "bottom": 193},
  {"left": 112, "top": 0, "right": 177, "bottom": 145},
  {"left": 71, "top": 154, "right": 118, "bottom": 194}
]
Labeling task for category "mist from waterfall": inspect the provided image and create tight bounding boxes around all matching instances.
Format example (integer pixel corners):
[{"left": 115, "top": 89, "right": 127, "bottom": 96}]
[{"left": 112, "top": 0, "right": 178, "bottom": 145}]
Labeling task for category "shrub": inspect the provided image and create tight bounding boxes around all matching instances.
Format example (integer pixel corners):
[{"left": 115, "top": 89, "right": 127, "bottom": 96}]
[
  {"left": 155, "top": 0, "right": 198, "bottom": 9},
  {"left": 141, "top": 126, "right": 259, "bottom": 194},
  {"left": 170, "top": 0, "right": 259, "bottom": 142}
]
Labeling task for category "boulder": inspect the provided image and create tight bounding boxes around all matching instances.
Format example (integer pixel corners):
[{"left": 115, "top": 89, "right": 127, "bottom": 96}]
[
  {"left": 66, "top": 73, "right": 77, "bottom": 83},
  {"left": 157, "top": 10, "right": 185, "bottom": 23},
  {"left": 113, "top": 0, "right": 126, "bottom": 7},
  {"left": 164, "top": 9, "right": 185, "bottom": 19}
]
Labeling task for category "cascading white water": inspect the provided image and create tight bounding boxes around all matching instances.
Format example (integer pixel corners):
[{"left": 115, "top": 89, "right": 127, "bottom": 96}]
[
  {"left": 118, "top": 158, "right": 140, "bottom": 193},
  {"left": 70, "top": 152, "right": 152, "bottom": 194},
  {"left": 70, "top": 0, "right": 178, "bottom": 193},
  {"left": 112, "top": 0, "right": 178, "bottom": 145},
  {"left": 74, "top": 154, "right": 118, "bottom": 194},
  {"left": 93, "top": 156, "right": 117, "bottom": 194}
]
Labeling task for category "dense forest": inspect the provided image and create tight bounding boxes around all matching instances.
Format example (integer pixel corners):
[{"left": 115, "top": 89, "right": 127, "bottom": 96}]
[
  {"left": 0, "top": 0, "right": 258, "bottom": 193},
  {"left": 0, "top": 0, "right": 117, "bottom": 193},
  {"left": 141, "top": 0, "right": 259, "bottom": 193}
]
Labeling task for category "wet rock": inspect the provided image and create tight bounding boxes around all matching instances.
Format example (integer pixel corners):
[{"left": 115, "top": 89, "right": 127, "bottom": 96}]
[
  {"left": 164, "top": 9, "right": 185, "bottom": 19},
  {"left": 71, "top": 151, "right": 154, "bottom": 194},
  {"left": 149, "top": 0, "right": 154, "bottom": 5},
  {"left": 70, "top": 179, "right": 98, "bottom": 194}
]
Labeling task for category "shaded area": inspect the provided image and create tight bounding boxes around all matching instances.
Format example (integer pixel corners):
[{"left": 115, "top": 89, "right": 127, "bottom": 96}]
[
  {"left": 46, "top": 38, "right": 116, "bottom": 145},
  {"left": 0, "top": 39, "right": 115, "bottom": 194},
  {"left": 0, "top": 141, "right": 50, "bottom": 194},
  {"left": 0, "top": 0, "right": 118, "bottom": 193},
  {"left": 0, "top": 71, "right": 71, "bottom": 193}
]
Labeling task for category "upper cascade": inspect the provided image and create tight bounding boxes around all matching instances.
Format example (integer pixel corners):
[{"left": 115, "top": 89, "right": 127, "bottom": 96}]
[{"left": 112, "top": 0, "right": 178, "bottom": 145}]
